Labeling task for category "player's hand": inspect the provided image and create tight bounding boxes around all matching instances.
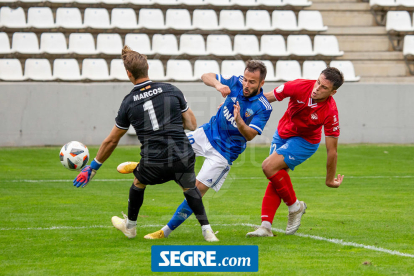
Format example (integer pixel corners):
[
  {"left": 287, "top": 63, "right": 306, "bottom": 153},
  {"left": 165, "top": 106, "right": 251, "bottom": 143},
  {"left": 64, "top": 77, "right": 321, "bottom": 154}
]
[
  {"left": 215, "top": 84, "right": 231, "bottom": 98},
  {"left": 327, "top": 174, "right": 344, "bottom": 188},
  {"left": 73, "top": 158, "right": 102, "bottom": 188},
  {"left": 233, "top": 101, "right": 241, "bottom": 123},
  {"left": 218, "top": 102, "right": 224, "bottom": 109}
]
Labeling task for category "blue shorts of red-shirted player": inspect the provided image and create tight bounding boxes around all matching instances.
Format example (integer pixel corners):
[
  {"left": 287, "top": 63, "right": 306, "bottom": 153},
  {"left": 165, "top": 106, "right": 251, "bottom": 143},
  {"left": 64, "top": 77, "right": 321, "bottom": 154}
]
[{"left": 269, "top": 129, "right": 320, "bottom": 171}]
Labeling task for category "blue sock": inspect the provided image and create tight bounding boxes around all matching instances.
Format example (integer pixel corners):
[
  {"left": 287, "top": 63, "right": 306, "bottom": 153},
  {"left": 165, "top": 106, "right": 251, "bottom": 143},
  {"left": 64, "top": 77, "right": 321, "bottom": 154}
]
[{"left": 167, "top": 200, "right": 194, "bottom": 230}]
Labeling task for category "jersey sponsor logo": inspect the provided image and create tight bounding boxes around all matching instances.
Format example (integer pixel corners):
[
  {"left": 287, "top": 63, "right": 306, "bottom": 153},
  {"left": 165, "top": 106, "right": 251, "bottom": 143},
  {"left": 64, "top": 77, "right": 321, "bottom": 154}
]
[
  {"left": 276, "top": 85, "right": 284, "bottom": 93},
  {"left": 245, "top": 108, "right": 253, "bottom": 117},
  {"left": 133, "top": 87, "right": 163, "bottom": 101},
  {"left": 223, "top": 106, "right": 237, "bottom": 128},
  {"left": 311, "top": 113, "right": 318, "bottom": 120},
  {"left": 288, "top": 155, "right": 295, "bottom": 160},
  {"left": 140, "top": 85, "right": 151, "bottom": 91}
]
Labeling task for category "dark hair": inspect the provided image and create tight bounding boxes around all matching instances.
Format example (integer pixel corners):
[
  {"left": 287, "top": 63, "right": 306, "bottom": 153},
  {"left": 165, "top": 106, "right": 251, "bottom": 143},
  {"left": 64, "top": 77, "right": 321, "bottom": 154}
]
[
  {"left": 121, "top": 45, "right": 148, "bottom": 79},
  {"left": 321, "top": 67, "right": 344, "bottom": 90},
  {"left": 245, "top": 60, "right": 267, "bottom": 81}
]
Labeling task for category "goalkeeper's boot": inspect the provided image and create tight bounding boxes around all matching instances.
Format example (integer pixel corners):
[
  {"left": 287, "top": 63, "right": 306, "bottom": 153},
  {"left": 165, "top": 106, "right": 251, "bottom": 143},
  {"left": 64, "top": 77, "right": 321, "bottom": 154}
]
[
  {"left": 117, "top": 162, "right": 139, "bottom": 174},
  {"left": 111, "top": 212, "right": 136, "bottom": 239},
  {"left": 246, "top": 226, "right": 273, "bottom": 237},
  {"left": 286, "top": 201, "right": 307, "bottom": 235},
  {"left": 202, "top": 227, "right": 219, "bottom": 242},
  {"left": 144, "top": 230, "right": 165, "bottom": 240}
]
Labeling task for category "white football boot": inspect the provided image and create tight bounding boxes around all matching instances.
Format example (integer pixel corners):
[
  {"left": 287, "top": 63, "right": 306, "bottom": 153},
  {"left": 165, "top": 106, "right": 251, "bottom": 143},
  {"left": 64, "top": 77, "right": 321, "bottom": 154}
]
[
  {"left": 111, "top": 212, "right": 137, "bottom": 239},
  {"left": 246, "top": 226, "right": 273, "bottom": 237},
  {"left": 202, "top": 227, "right": 219, "bottom": 242},
  {"left": 286, "top": 201, "right": 307, "bottom": 235}
]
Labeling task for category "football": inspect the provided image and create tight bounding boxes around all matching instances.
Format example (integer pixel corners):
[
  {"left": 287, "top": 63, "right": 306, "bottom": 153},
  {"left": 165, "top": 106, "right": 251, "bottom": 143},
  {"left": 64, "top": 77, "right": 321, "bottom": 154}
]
[{"left": 59, "top": 141, "right": 89, "bottom": 171}]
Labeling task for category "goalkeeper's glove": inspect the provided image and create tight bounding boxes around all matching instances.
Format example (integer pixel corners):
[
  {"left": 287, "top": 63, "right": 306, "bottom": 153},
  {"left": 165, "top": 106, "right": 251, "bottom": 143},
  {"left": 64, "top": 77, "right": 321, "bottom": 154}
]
[{"left": 73, "top": 158, "right": 102, "bottom": 188}]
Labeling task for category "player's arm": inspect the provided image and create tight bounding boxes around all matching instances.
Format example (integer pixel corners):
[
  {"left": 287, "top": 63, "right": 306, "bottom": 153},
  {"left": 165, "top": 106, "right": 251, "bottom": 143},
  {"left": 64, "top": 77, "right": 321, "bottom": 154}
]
[
  {"left": 264, "top": 91, "right": 277, "bottom": 103},
  {"left": 182, "top": 107, "right": 197, "bottom": 131},
  {"left": 201, "top": 73, "right": 231, "bottom": 98},
  {"left": 325, "top": 136, "right": 344, "bottom": 188},
  {"left": 233, "top": 101, "right": 258, "bottom": 141}
]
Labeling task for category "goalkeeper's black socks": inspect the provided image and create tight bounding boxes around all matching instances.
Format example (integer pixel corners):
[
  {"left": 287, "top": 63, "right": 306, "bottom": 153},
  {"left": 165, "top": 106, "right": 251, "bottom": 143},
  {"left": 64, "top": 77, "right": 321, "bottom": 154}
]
[
  {"left": 183, "top": 187, "right": 209, "bottom": 226},
  {"left": 127, "top": 183, "right": 145, "bottom": 226}
]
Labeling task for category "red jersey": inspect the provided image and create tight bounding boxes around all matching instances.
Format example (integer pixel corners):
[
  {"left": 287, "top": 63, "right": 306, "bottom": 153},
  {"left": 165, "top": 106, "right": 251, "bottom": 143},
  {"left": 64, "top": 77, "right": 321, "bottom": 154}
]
[{"left": 273, "top": 79, "right": 340, "bottom": 144}]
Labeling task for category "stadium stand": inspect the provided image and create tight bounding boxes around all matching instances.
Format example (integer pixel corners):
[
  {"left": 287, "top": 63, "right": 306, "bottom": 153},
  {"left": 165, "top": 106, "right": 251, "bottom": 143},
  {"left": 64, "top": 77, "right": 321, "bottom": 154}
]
[
  {"left": 179, "top": 34, "right": 207, "bottom": 56},
  {"left": 12, "top": 32, "right": 41, "bottom": 54},
  {"left": 330, "top": 60, "right": 360, "bottom": 81},
  {"left": 0, "top": 32, "right": 12, "bottom": 54},
  {"left": 193, "top": 60, "right": 220, "bottom": 79},
  {"left": 221, "top": 60, "right": 246, "bottom": 76},
  {"left": 0, "top": 59, "right": 26, "bottom": 81},
  {"left": 147, "top": 59, "right": 167, "bottom": 81},
  {"left": 53, "top": 59, "right": 82, "bottom": 81},
  {"left": 166, "top": 59, "right": 195, "bottom": 81},
  {"left": 40, "top": 32, "right": 69, "bottom": 54},
  {"left": 234, "top": 35, "right": 261, "bottom": 56},
  {"left": 81, "top": 58, "right": 110, "bottom": 80},
  {"left": 124, "top": 33, "right": 154, "bottom": 54},
  {"left": 109, "top": 59, "right": 129, "bottom": 81},
  {"left": 111, "top": 8, "right": 138, "bottom": 29},
  {"left": 275, "top": 60, "right": 302, "bottom": 81},
  {"left": 302, "top": 60, "right": 327, "bottom": 79},
  {"left": 24, "top": 59, "right": 55, "bottom": 81},
  {"left": 260, "top": 35, "right": 288, "bottom": 56},
  {"left": 261, "top": 60, "right": 277, "bottom": 81}
]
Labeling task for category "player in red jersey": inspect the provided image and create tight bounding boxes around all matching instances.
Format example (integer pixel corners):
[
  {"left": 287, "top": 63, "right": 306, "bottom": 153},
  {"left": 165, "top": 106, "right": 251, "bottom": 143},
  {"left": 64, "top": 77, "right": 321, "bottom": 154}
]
[{"left": 247, "top": 67, "right": 345, "bottom": 237}]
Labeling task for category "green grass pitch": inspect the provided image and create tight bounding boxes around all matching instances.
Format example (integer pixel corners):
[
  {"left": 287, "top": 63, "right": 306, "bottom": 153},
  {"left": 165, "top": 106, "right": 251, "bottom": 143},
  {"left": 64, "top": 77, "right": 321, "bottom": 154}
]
[{"left": 1, "top": 144, "right": 413, "bottom": 275}]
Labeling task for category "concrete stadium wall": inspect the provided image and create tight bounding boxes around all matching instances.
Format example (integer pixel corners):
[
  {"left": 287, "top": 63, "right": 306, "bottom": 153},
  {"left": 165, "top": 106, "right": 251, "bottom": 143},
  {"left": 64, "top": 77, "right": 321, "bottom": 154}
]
[{"left": 0, "top": 82, "right": 413, "bottom": 147}]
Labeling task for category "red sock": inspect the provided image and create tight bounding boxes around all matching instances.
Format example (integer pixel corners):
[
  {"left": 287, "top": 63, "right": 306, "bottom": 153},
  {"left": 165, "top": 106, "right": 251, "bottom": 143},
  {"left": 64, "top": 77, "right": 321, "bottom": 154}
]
[
  {"left": 261, "top": 182, "right": 281, "bottom": 224},
  {"left": 268, "top": 169, "right": 297, "bottom": 206}
]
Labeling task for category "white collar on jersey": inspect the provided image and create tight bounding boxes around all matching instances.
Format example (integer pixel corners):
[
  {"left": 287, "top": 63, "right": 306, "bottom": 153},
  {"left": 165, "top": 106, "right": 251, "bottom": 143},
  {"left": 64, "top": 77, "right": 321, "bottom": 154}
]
[{"left": 134, "top": 80, "right": 152, "bottom": 88}]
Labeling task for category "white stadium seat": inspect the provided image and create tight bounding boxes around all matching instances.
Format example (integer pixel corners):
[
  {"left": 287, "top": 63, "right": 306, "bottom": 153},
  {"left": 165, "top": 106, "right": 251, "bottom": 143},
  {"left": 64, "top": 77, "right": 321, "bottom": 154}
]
[
  {"left": 298, "top": 11, "right": 327, "bottom": 31},
  {"left": 261, "top": 60, "right": 277, "bottom": 81},
  {"left": 21, "top": 0, "right": 44, "bottom": 3},
  {"left": 56, "top": 8, "right": 83, "bottom": 29},
  {"left": 102, "top": 0, "right": 130, "bottom": 4},
  {"left": 302, "top": 60, "right": 327, "bottom": 80},
  {"left": 12, "top": 32, "right": 41, "bottom": 54},
  {"left": 369, "top": 0, "right": 396, "bottom": 6},
  {"left": 147, "top": 59, "right": 167, "bottom": 81},
  {"left": 49, "top": 0, "right": 74, "bottom": 3},
  {"left": 166, "top": 9, "right": 194, "bottom": 30},
  {"left": 193, "top": 9, "right": 220, "bottom": 30},
  {"left": 152, "top": 34, "right": 179, "bottom": 55},
  {"left": 82, "top": 59, "right": 110, "bottom": 80},
  {"left": 234, "top": 35, "right": 261, "bottom": 56},
  {"left": 330, "top": 61, "right": 360, "bottom": 82},
  {"left": 130, "top": 0, "right": 155, "bottom": 4},
  {"left": 233, "top": 0, "right": 259, "bottom": 6},
  {"left": 206, "top": 34, "right": 234, "bottom": 56},
  {"left": 181, "top": 0, "right": 207, "bottom": 5},
  {"left": 403, "top": 35, "right": 414, "bottom": 56},
  {"left": 97, "top": 33, "right": 123, "bottom": 55},
  {"left": 260, "top": 35, "right": 288, "bottom": 56},
  {"left": 221, "top": 60, "right": 246, "bottom": 76},
  {"left": 246, "top": 10, "right": 273, "bottom": 31},
  {"left": 125, "top": 34, "right": 154, "bottom": 55},
  {"left": 76, "top": 0, "right": 100, "bottom": 4},
  {"left": 0, "top": 32, "right": 12, "bottom": 54},
  {"left": 397, "top": 0, "right": 414, "bottom": 7},
  {"left": 110, "top": 59, "right": 129, "bottom": 81},
  {"left": 166, "top": 60, "right": 195, "bottom": 81},
  {"left": 138, "top": 9, "right": 166, "bottom": 30},
  {"left": 156, "top": 0, "right": 181, "bottom": 5},
  {"left": 179, "top": 34, "right": 207, "bottom": 55},
  {"left": 111, "top": 8, "right": 138, "bottom": 29},
  {"left": 208, "top": 0, "right": 231, "bottom": 6},
  {"left": 272, "top": 10, "right": 299, "bottom": 31},
  {"left": 27, "top": 7, "right": 55, "bottom": 29},
  {"left": 84, "top": 8, "right": 111, "bottom": 29},
  {"left": 287, "top": 35, "right": 315, "bottom": 56},
  {"left": 0, "top": 7, "right": 27, "bottom": 28},
  {"left": 40, "top": 33, "right": 68, "bottom": 54},
  {"left": 275, "top": 60, "right": 301, "bottom": 81},
  {"left": 25, "top": 59, "right": 55, "bottom": 81},
  {"left": 219, "top": 10, "right": 247, "bottom": 31},
  {"left": 0, "top": 59, "right": 26, "bottom": 81},
  {"left": 314, "top": 35, "right": 344, "bottom": 56},
  {"left": 286, "top": 0, "right": 312, "bottom": 6},
  {"left": 259, "top": 0, "right": 285, "bottom": 6},
  {"left": 386, "top": 11, "right": 413, "bottom": 31},
  {"left": 193, "top": 60, "right": 220, "bottom": 79},
  {"left": 68, "top": 33, "right": 97, "bottom": 55},
  {"left": 53, "top": 59, "right": 82, "bottom": 81}
]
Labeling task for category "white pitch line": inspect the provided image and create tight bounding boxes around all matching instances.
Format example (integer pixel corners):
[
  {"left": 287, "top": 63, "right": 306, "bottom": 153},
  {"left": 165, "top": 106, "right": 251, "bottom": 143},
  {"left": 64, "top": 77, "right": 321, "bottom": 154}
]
[{"left": 1, "top": 223, "right": 413, "bottom": 258}]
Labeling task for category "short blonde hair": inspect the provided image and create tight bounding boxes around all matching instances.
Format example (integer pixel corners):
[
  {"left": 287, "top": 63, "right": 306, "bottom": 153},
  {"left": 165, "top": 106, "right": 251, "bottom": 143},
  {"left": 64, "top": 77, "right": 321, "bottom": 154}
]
[{"left": 121, "top": 45, "right": 148, "bottom": 79}]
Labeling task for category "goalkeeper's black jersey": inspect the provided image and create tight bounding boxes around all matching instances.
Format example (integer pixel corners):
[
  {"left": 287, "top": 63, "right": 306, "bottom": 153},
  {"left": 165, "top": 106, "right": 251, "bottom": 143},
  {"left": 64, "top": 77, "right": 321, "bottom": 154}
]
[{"left": 115, "top": 80, "right": 194, "bottom": 163}]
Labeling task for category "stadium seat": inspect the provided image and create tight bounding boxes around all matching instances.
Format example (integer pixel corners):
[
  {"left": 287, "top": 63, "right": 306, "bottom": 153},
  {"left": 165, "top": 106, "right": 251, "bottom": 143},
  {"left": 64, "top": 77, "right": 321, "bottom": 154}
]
[
  {"left": 0, "top": 59, "right": 26, "bottom": 81},
  {"left": 152, "top": 34, "right": 179, "bottom": 55},
  {"left": 219, "top": 10, "right": 247, "bottom": 31},
  {"left": 25, "top": 59, "right": 55, "bottom": 81},
  {"left": 233, "top": 0, "right": 259, "bottom": 6},
  {"left": 102, "top": 0, "right": 130, "bottom": 4},
  {"left": 56, "top": 8, "right": 84, "bottom": 29},
  {"left": 396, "top": 0, "right": 414, "bottom": 7},
  {"left": 48, "top": 0, "right": 74, "bottom": 3},
  {"left": 137, "top": 9, "right": 166, "bottom": 30},
  {"left": 166, "top": 60, "right": 195, "bottom": 81},
  {"left": 110, "top": 59, "right": 129, "bottom": 81},
  {"left": 130, "top": 0, "right": 155, "bottom": 4},
  {"left": 125, "top": 34, "right": 154, "bottom": 55},
  {"left": 286, "top": 0, "right": 312, "bottom": 6},
  {"left": 208, "top": 0, "right": 231, "bottom": 6},
  {"left": 20, "top": 0, "right": 45, "bottom": 3},
  {"left": 246, "top": 10, "right": 273, "bottom": 31},
  {"left": 287, "top": 35, "right": 315, "bottom": 56},
  {"left": 206, "top": 34, "right": 234, "bottom": 56},
  {"left": 193, "top": 60, "right": 220, "bottom": 79},
  {"left": 369, "top": 0, "right": 396, "bottom": 6},
  {"left": 12, "top": 32, "right": 41, "bottom": 54},
  {"left": 111, "top": 8, "right": 138, "bottom": 29},
  {"left": 193, "top": 9, "right": 220, "bottom": 30},
  {"left": 82, "top": 59, "right": 110, "bottom": 80},
  {"left": 272, "top": 10, "right": 299, "bottom": 31},
  {"left": 386, "top": 11, "right": 413, "bottom": 32},
  {"left": 275, "top": 60, "right": 301, "bottom": 81},
  {"left": 302, "top": 60, "right": 327, "bottom": 80},
  {"left": 166, "top": 9, "right": 194, "bottom": 30},
  {"left": 298, "top": 11, "right": 328, "bottom": 31},
  {"left": 179, "top": 34, "right": 207, "bottom": 55},
  {"left": 221, "top": 60, "right": 246, "bottom": 76},
  {"left": 0, "top": 32, "right": 12, "bottom": 54},
  {"left": 403, "top": 35, "right": 414, "bottom": 56},
  {"left": 234, "top": 35, "right": 261, "bottom": 56},
  {"left": 156, "top": 0, "right": 181, "bottom": 5},
  {"left": 261, "top": 60, "right": 277, "bottom": 81},
  {"left": 181, "top": 0, "right": 207, "bottom": 5},
  {"left": 147, "top": 59, "right": 167, "bottom": 80},
  {"left": 68, "top": 33, "right": 97, "bottom": 55},
  {"left": 40, "top": 33, "right": 68, "bottom": 54},
  {"left": 75, "top": 0, "right": 100, "bottom": 3},
  {"left": 0, "top": 7, "right": 27, "bottom": 28},
  {"left": 53, "top": 59, "right": 82, "bottom": 81},
  {"left": 27, "top": 7, "right": 55, "bottom": 29},
  {"left": 84, "top": 8, "right": 111, "bottom": 29},
  {"left": 97, "top": 34, "right": 123, "bottom": 55},
  {"left": 330, "top": 61, "right": 360, "bottom": 82},
  {"left": 314, "top": 35, "right": 344, "bottom": 56},
  {"left": 259, "top": 0, "right": 285, "bottom": 6},
  {"left": 260, "top": 35, "right": 288, "bottom": 56}
]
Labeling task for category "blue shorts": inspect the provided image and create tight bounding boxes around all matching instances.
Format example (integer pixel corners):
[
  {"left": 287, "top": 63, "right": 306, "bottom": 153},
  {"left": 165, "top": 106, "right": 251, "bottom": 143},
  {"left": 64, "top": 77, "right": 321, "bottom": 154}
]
[{"left": 269, "top": 129, "right": 319, "bottom": 171}]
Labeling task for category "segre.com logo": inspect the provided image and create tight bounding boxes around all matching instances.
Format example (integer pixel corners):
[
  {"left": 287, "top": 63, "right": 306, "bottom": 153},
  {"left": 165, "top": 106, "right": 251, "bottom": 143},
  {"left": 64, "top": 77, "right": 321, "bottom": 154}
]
[{"left": 151, "top": 245, "right": 258, "bottom": 272}]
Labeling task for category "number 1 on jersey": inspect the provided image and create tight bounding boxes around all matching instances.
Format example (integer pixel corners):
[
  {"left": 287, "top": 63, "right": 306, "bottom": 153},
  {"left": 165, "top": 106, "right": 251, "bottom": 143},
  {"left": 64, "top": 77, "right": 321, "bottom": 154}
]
[{"left": 143, "top": 100, "right": 159, "bottom": 131}]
